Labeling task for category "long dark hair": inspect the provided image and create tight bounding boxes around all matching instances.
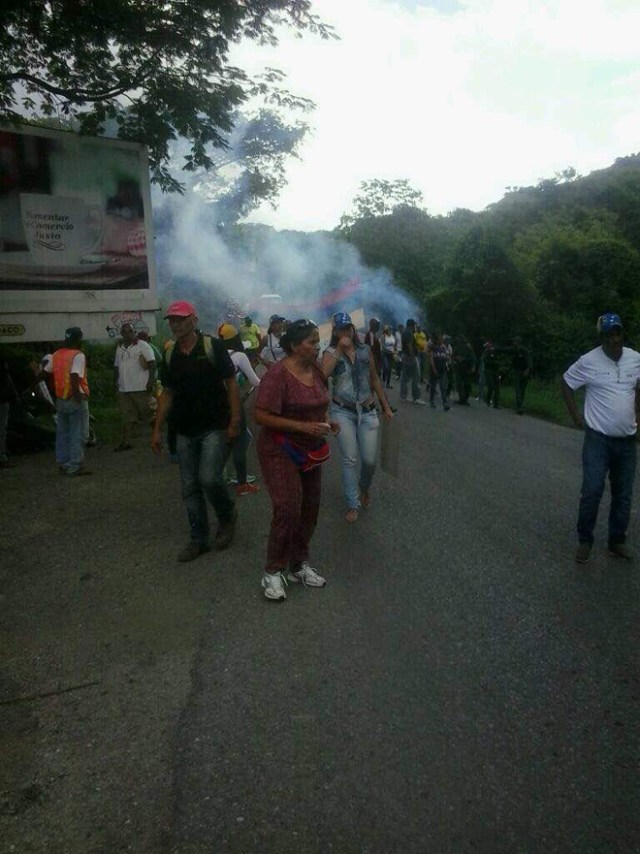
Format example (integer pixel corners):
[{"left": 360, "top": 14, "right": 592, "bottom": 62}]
[{"left": 330, "top": 324, "right": 360, "bottom": 348}]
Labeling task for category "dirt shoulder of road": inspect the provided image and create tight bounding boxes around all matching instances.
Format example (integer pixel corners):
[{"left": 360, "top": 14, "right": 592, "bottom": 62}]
[{"left": 0, "top": 443, "right": 225, "bottom": 853}]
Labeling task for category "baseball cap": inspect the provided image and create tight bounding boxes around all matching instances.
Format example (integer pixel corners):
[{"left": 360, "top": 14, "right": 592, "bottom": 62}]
[
  {"left": 597, "top": 313, "right": 623, "bottom": 333},
  {"left": 218, "top": 322, "right": 238, "bottom": 340},
  {"left": 65, "top": 326, "right": 83, "bottom": 342},
  {"left": 164, "top": 300, "right": 197, "bottom": 318},
  {"left": 332, "top": 311, "right": 352, "bottom": 328}
]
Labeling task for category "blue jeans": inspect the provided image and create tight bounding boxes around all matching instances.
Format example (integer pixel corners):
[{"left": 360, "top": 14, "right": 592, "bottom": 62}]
[
  {"left": 177, "top": 429, "right": 234, "bottom": 546},
  {"left": 577, "top": 427, "right": 637, "bottom": 545},
  {"left": 56, "top": 397, "right": 87, "bottom": 473},
  {"left": 400, "top": 357, "right": 421, "bottom": 401},
  {"left": 330, "top": 404, "right": 379, "bottom": 510}
]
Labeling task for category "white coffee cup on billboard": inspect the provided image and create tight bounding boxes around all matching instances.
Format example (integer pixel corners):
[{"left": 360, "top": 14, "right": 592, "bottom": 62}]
[{"left": 20, "top": 194, "right": 105, "bottom": 266}]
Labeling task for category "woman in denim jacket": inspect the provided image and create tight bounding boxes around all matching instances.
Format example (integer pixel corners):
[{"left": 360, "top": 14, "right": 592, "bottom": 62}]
[{"left": 321, "top": 312, "right": 394, "bottom": 523}]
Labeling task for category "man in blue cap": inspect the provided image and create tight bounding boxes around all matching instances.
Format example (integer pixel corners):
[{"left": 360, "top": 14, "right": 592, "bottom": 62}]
[{"left": 561, "top": 313, "right": 640, "bottom": 563}]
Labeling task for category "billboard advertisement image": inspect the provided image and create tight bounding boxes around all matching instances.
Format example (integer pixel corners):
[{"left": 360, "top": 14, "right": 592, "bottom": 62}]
[{"left": 0, "top": 123, "right": 158, "bottom": 342}]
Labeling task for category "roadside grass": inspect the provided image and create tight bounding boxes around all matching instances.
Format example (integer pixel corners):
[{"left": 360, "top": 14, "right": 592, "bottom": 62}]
[{"left": 494, "top": 378, "right": 579, "bottom": 428}]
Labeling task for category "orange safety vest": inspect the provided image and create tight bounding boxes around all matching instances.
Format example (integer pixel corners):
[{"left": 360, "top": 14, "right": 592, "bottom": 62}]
[{"left": 52, "top": 348, "right": 89, "bottom": 400}]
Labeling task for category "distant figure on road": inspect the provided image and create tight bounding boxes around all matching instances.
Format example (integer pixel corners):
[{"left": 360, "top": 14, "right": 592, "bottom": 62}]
[
  {"left": 0, "top": 352, "right": 19, "bottom": 468},
  {"left": 322, "top": 311, "right": 394, "bottom": 523},
  {"left": 364, "top": 317, "right": 383, "bottom": 379},
  {"left": 381, "top": 324, "right": 396, "bottom": 388},
  {"left": 240, "top": 316, "right": 262, "bottom": 367},
  {"left": 453, "top": 335, "right": 476, "bottom": 406},
  {"left": 394, "top": 324, "right": 404, "bottom": 380},
  {"left": 218, "top": 322, "right": 261, "bottom": 497},
  {"left": 482, "top": 341, "right": 501, "bottom": 409},
  {"left": 400, "top": 319, "right": 425, "bottom": 405},
  {"left": 42, "top": 327, "right": 91, "bottom": 477},
  {"left": 152, "top": 300, "right": 240, "bottom": 563},
  {"left": 428, "top": 331, "right": 450, "bottom": 411},
  {"left": 561, "top": 312, "right": 640, "bottom": 564},
  {"left": 414, "top": 324, "right": 428, "bottom": 384},
  {"left": 259, "top": 314, "right": 287, "bottom": 369},
  {"left": 113, "top": 321, "right": 156, "bottom": 451},
  {"left": 509, "top": 336, "right": 532, "bottom": 415},
  {"left": 255, "top": 319, "right": 339, "bottom": 601}
]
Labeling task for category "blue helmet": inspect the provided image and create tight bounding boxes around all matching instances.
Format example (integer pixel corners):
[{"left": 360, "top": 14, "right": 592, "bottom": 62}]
[
  {"left": 332, "top": 311, "right": 352, "bottom": 328},
  {"left": 597, "top": 313, "right": 623, "bottom": 333}
]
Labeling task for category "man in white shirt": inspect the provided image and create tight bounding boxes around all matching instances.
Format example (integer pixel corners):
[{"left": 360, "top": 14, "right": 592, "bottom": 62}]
[
  {"left": 114, "top": 322, "right": 156, "bottom": 450},
  {"left": 561, "top": 313, "right": 640, "bottom": 563}
]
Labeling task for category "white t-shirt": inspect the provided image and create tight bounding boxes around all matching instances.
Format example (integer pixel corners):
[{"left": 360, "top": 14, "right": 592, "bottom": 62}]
[
  {"left": 563, "top": 345, "right": 640, "bottom": 437},
  {"left": 230, "top": 350, "right": 261, "bottom": 387},
  {"left": 114, "top": 340, "right": 156, "bottom": 392},
  {"left": 383, "top": 334, "right": 396, "bottom": 353},
  {"left": 260, "top": 333, "right": 285, "bottom": 366},
  {"left": 43, "top": 352, "right": 88, "bottom": 396},
  {"left": 395, "top": 331, "right": 403, "bottom": 353}
]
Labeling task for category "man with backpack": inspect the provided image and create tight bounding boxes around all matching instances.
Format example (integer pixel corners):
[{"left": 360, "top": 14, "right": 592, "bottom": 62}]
[{"left": 152, "top": 300, "right": 241, "bottom": 562}]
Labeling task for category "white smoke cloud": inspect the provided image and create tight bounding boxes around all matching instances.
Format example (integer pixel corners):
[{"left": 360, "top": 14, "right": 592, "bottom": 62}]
[{"left": 152, "top": 188, "right": 421, "bottom": 330}]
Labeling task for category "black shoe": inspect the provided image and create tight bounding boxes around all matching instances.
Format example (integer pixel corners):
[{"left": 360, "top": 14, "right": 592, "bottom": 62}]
[
  {"left": 575, "top": 542, "right": 591, "bottom": 564},
  {"left": 178, "top": 542, "right": 211, "bottom": 562},
  {"left": 215, "top": 508, "right": 237, "bottom": 550},
  {"left": 608, "top": 543, "right": 633, "bottom": 561}
]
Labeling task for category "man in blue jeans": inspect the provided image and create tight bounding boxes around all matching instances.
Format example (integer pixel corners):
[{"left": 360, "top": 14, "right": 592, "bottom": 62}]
[
  {"left": 561, "top": 313, "right": 640, "bottom": 563},
  {"left": 152, "top": 300, "right": 241, "bottom": 562}
]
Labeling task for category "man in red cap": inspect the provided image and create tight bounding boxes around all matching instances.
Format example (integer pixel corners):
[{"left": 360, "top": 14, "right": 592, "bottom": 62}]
[{"left": 152, "top": 300, "right": 241, "bottom": 561}]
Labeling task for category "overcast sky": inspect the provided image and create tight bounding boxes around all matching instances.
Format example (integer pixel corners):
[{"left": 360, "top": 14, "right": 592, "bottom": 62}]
[{"left": 232, "top": 0, "right": 640, "bottom": 232}]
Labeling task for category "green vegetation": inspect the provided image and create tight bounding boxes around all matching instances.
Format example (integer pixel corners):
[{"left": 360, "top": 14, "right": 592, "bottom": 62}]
[
  {"left": 339, "top": 158, "right": 640, "bottom": 377},
  {"left": 2, "top": 1, "right": 334, "bottom": 192}
]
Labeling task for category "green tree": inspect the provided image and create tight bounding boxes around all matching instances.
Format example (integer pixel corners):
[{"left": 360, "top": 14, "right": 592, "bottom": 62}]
[
  {"left": 339, "top": 179, "right": 424, "bottom": 233},
  {"left": 1, "top": 0, "right": 334, "bottom": 191}
]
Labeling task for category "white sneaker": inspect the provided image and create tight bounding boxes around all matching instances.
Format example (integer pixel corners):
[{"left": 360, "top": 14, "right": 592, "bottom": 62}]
[
  {"left": 262, "top": 571, "right": 287, "bottom": 600},
  {"left": 413, "top": 399, "right": 427, "bottom": 406},
  {"left": 286, "top": 561, "right": 327, "bottom": 587}
]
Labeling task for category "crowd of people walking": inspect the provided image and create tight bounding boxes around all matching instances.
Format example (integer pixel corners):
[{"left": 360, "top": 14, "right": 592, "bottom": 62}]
[{"left": 3, "top": 304, "right": 637, "bottom": 594}]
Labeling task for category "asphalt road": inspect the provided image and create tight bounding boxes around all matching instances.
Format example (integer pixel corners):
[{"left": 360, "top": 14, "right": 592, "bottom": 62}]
[{"left": 1, "top": 392, "right": 639, "bottom": 853}]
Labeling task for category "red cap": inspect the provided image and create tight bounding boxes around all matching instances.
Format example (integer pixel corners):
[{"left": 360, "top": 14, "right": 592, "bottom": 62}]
[{"left": 164, "top": 300, "right": 197, "bottom": 318}]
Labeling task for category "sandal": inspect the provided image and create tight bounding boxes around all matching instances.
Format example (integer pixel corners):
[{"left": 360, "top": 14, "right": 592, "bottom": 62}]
[
  {"left": 345, "top": 508, "right": 359, "bottom": 523},
  {"left": 360, "top": 491, "right": 370, "bottom": 508}
]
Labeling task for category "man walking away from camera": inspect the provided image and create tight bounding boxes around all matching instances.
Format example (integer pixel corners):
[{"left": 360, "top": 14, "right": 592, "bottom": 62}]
[
  {"left": 42, "top": 327, "right": 91, "bottom": 476},
  {"left": 561, "top": 313, "right": 640, "bottom": 564}
]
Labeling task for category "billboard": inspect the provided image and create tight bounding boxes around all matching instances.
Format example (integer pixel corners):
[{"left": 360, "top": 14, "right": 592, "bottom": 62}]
[{"left": 0, "top": 123, "right": 159, "bottom": 342}]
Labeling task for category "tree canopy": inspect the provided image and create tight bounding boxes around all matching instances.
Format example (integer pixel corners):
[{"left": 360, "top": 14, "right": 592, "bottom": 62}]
[
  {"left": 1, "top": 0, "right": 334, "bottom": 191},
  {"left": 339, "top": 158, "right": 640, "bottom": 375}
]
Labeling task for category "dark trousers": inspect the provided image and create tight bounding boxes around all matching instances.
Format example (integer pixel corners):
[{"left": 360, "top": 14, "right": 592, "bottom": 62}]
[
  {"left": 382, "top": 352, "right": 394, "bottom": 387},
  {"left": 485, "top": 371, "right": 500, "bottom": 407},
  {"left": 514, "top": 371, "right": 528, "bottom": 412},
  {"left": 430, "top": 369, "right": 448, "bottom": 407},
  {"left": 577, "top": 427, "right": 636, "bottom": 545},
  {"left": 456, "top": 370, "right": 472, "bottom": 404}
]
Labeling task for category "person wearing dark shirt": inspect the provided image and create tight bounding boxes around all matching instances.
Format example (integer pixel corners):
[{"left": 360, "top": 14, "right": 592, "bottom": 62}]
[
  {"left": 400, "top": 318, "right": 426, "bottom": 405},
  {"left": 453, "top": 335, "right": 476, "bottom": 405},
  {"left": 364, "top": 317, "right": 383, "bottom": 378},
  {"left": 428, "top": 331, "right": 450, "bottom": 410},
  {"left": 152, "top": 300, "right": 241, "bottom": 562},
  {"left": 0, "top": 352, "right": 19, "bottom": 468},
  {"left": 509, "top": 336, "right": 532, "bottom": 414},
  {"left": 482, "top": 342, "right": 502, "bottom": 408}
]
